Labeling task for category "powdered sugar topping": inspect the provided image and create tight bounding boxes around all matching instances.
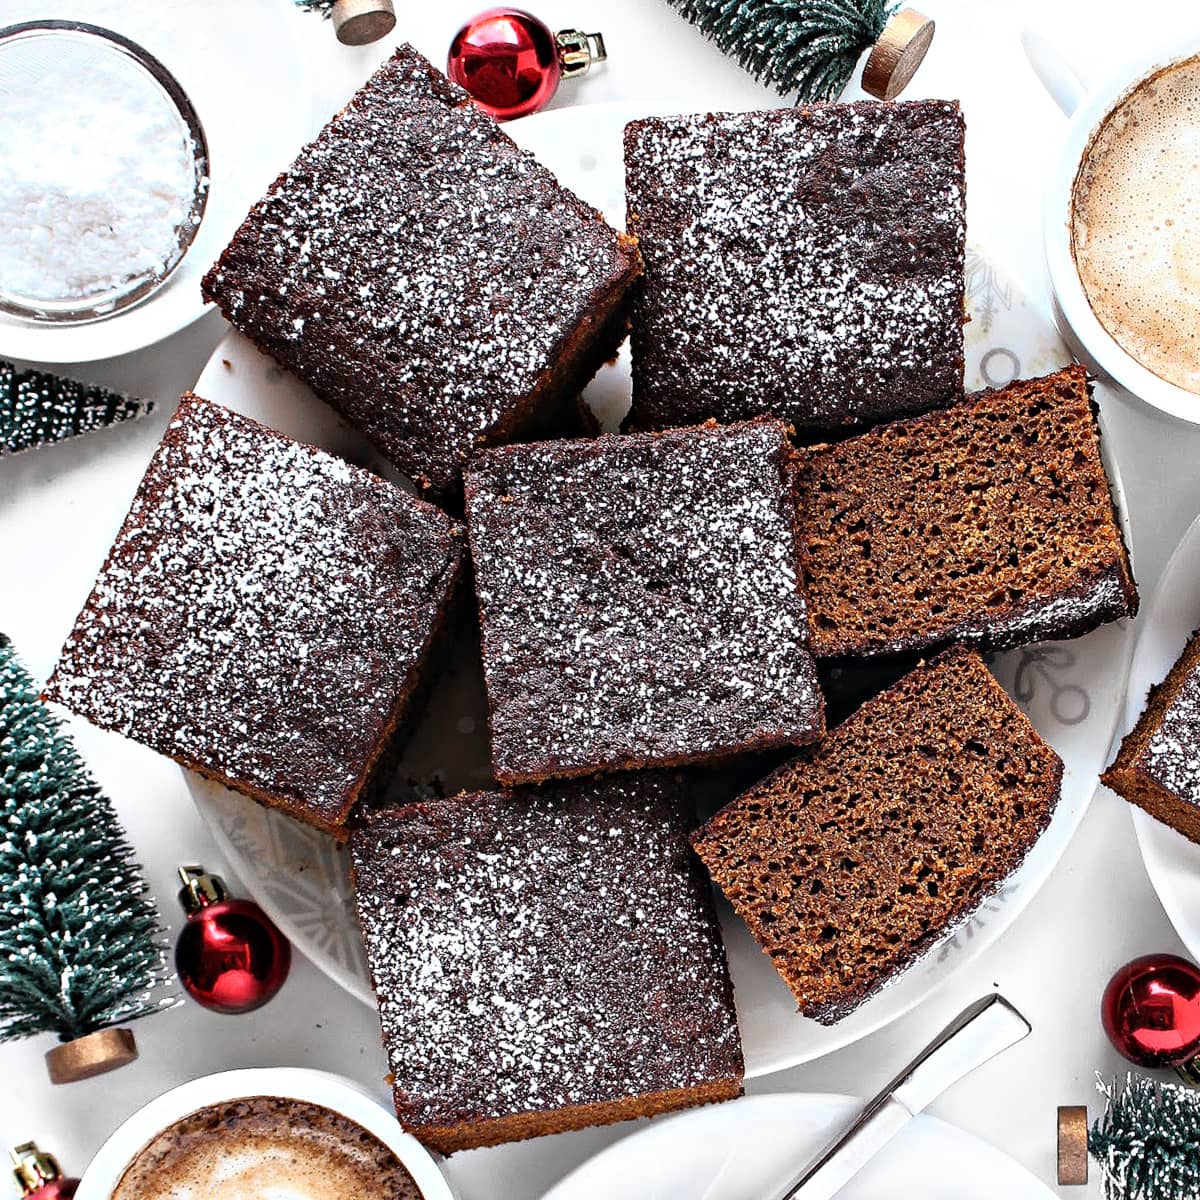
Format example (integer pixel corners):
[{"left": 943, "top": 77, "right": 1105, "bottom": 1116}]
[
  {"left": 1144, "top": 645, "right": 1200, "bottom": 803},
  {"left": 466, "top": 421, "right": 822, "bottom": 779},
  {"left": 45, "top": 395, "right": 462, "bottom": 828},
  {"left": 898, "top": 571, "right": 1129, "bottom": 657},
  {"left": 204, "top": 46, "right": 635, "bottom": 495},
  {"left": 351, "top": 775, "right": 742, "bottom": 1129},
  {"left": 0, "top": 34, "right": 199, "bottom": 303},
  {"left": 626, "top": 101, "right": 965, "bottom": 428}
]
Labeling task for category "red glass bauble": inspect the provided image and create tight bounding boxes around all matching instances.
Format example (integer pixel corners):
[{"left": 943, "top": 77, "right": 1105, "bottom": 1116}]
[
  {"left": 448, "top": 8, "right": 561, "bottom": 121},
  {"left": 175, "top": 898, "right": 291, "bottom": 1015},
  {"left": 26, "top": 1183, "right": 78, "bottom": 1200},
  {"left": 1101, "top": 953, "right": 1200, "bottom": 1067},
  {"left": 12, "top": 1146, "right": 77, "bottom": 1200}
]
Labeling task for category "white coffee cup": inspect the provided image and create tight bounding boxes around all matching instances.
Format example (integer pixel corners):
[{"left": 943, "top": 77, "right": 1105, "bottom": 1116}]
[
  {"left": 1025, "top": 26, "right": 1200, "bottom": 425},
  {"left": 74, "top": 1067, "right": 457, "bottom": 1200}
]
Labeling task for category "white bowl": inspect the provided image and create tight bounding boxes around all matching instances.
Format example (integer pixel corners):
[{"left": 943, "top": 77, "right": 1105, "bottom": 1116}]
[
  {"left": 1028, "top": 26, "right": 1200, "bottom": 424},
  {"left": 0, "top": 20, "right": 208, "bottom": 325},
  {"left": 0, "top": 0, "right": 314, "bottom": 363},
  {"left": 75, "top": 1068, "right": 457, "bottom": 1200}
]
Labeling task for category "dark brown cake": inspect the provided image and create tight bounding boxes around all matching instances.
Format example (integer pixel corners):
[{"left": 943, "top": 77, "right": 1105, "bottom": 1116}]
[
  {"left": 624, "top": 101, "right": 965, "bottom": 433},
  {"left": 692, "top": 647, "right": 1063, "bottom": 1024},
  {"left": 44, "top": 394, "right": 464, "bottom": 838},
  {"left": 202, "top": 45, "right": 640, "bottom": 502},
  {"left": 1103, "top": 630, "right": 1200, "bottom": 842},
  {"left": 350, "top": 774, "right": 744, "bottom": 1153},
  {"left": 464, "top": 419, "right": 824, "bottom": 785},
  {"left": 796, "top": 365, "right": 1137, "bottom": 658}
]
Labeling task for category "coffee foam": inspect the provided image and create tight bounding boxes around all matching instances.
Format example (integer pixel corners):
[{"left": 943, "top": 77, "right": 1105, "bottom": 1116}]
[
  {"left": 110, "top": 1097, "right": 422, "bottom": 1200},
  {"left": 1071, "top": 53, "right": 1200, "bottom": 394}
]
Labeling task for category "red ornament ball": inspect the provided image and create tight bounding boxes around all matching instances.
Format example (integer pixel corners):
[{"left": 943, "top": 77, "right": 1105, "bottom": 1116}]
[
  {"left": 25, "top": 1183, "right": 77, "bottom": 1200},
  {"left": 1101, "top": 953, "right": 1200, "bottom": 1067},
  {"left": 176, "top": 896, "right": 291, "bottom": 1015},
  {"left": 448, "top": 8, "right": 561, "bottom": 121}
]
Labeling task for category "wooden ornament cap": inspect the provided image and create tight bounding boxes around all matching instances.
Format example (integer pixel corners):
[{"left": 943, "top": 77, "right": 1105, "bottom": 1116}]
[
  {"left": 1057, "top": 1104, "right": 1089, "bottom": 1186},
  {"left": 45, "top": 1028, "right": 138, "bottom": 1085},
  {"left": 332, "top": 0, "right": 396, "bottom": 47},
  {"left": 861, "top": 9, "right": 936, "bottom": 101}
]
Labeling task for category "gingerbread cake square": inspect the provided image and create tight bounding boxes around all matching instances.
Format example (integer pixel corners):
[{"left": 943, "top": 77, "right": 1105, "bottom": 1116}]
[
  {"left": 1104, "top": 629, "right": 1200, "bottom": 842},
  {"left": 202, "top": 45, "right": 640, "bottom": 501},
  {"left": 44, "top": 394, "right": 464, "bottom": 837},
  {"left": 624, "top": 100, "right": 965, "bottom": 432},
  {"left": 692, "top": 647, "right": 1063, "bottom": 1024},
  {"left": 464, "top": 419, "right": 824, "bottom": 784},
  {"left": 796, "top": 365, "right": 1137, "bottom": 658},
  {"left": 350, "top": 773, "right": 744, "bottom": 1153}
]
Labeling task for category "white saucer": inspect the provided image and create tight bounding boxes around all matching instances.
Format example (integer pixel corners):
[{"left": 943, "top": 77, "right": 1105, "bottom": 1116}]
[
  {"left": 538, "top": 1093, "right": 1057, "bottom": 1200},
  {"left": 1125, "top": 513, "right": 1200, "bottom": 956}
]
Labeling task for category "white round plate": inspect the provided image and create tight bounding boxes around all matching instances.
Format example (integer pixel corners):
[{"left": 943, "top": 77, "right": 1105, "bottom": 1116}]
[
  {"left": 1127, "top": 514, "right": 1200, "bottom": 954},
  {"left": 189, "top": 101, "right": 1137, "bottom": 1072},
  {"left": 539, "top": 1093, "right": 1057, "bottom": 1200},
  {"left": 0, "top": 0, "right": 312, "bottom": 364}
]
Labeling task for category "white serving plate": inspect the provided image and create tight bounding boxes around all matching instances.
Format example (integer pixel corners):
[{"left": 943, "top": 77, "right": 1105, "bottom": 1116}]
[
  {"left": 538, "top": 1093, "right": 1057, "bottom": 1200},
  {"left": 1125, "top": 514, "right": 1200, "bottom": 955},
  {"left": 186, "top": 101, "right": 1137, "bottom": 1078},
  {"left": 0, "top": 0, "right": 313, "bottom": 364}
]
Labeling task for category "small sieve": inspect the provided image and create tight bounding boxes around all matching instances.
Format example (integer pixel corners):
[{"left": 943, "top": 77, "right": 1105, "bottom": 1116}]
[{"left": 0, "top": 20, "right": 210, "bottom": 324}]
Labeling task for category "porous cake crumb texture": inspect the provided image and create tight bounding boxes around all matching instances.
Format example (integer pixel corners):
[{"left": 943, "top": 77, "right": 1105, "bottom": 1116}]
[
  {"left": 351, "top": 774, "right": 744, "bottom": 1152},
  {"left": 796, "top": 365, "right": 1137, "bottom": 658},
  {"left": 692, "top": 648, "right": 1063, "bottom": 1024}
]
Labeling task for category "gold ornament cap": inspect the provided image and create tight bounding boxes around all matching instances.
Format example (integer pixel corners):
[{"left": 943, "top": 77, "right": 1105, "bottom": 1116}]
[
  {"left": 1057, "top": 1104, "right": 1089, "bottom": 1186},
  {"left": 555, "top": 30, "right": 607, "bottom": 80},
  {"left": 177, "top": 864, "right": 228, "bottom": 916},
  {"left": 861, "top": 8, "right": 935, "bottom": 101},
  {"left": 332, "top": 0, "right": 396, "bottom": 46},
  {"left": 45, "top": 1027, "right": 138, "bottom": 1085},
  {"left": 11, "top": 1143, "right": 65, "bottom": 1195}
]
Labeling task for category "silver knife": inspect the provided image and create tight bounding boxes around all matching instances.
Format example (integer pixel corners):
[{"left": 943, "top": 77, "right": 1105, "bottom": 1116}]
[{"left": 772, "top": 993, "right": 1032, "bottom": 1200}]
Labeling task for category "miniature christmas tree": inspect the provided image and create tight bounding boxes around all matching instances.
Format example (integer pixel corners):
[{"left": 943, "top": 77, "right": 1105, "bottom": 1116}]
[
  {"left": 665, "top": 0, "right": 898, "bottom": 101},
  {"left": 1090, "top": 1074, "right": 1200, "bottom": 1200},
  {"left": 0, "top": 359, "right": 155, "bottom": 458},
  {"left": 0, "top": 634, "right": 172, "bottom": 1074}
]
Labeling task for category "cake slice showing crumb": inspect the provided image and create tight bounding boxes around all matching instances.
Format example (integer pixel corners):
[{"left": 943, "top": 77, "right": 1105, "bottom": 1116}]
[{"left": 692, "top": 647, "right": 1062, "bottom": 1024}]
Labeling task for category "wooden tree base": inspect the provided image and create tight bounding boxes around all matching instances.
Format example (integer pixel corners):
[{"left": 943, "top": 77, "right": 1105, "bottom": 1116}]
[
  {"left": 1057, "top": 1104, "right": 1089, "bottom": 1186},
  {"left": 862, "top": 9, "right": 936, "bottom": 101},
  {"left": 332, "top": 0, "right": 396, "bottom": 46},
  {"left": 45, "top": 1027, "right": 138, "bottom": 1085}
]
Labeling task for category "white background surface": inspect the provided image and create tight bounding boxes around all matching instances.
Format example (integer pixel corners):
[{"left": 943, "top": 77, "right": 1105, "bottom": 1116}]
[{"left": 2, "top": 1, "right": 1200, "bottom": 1196}]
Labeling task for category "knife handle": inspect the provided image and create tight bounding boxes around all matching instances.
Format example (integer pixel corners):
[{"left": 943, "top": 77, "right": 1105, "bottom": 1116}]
[{"left": 773, "top": 994, "right": 1031, "bottom": 1200}]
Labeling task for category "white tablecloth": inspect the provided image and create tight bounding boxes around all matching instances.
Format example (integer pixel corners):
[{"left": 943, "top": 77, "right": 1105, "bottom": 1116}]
[{"left": 2, "top": 2, "right": 1198, "bottom": 1196}]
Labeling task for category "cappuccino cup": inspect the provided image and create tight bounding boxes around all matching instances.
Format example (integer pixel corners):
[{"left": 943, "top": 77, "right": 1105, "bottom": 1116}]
[
  {"left": 1027, "top": 27, "right": 1200, "bottom": 425},
  {"left": 74, "top": 1068, "right": 456, "bottom": 1200}
]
